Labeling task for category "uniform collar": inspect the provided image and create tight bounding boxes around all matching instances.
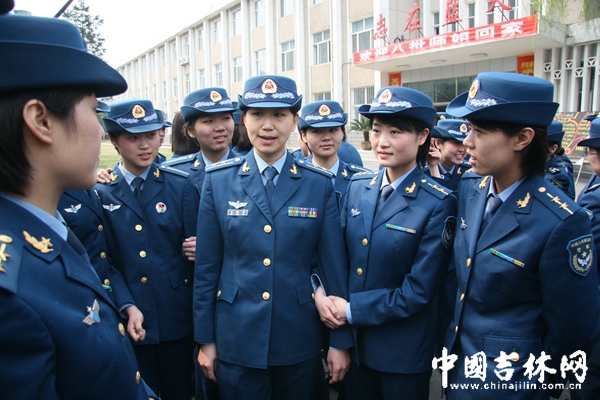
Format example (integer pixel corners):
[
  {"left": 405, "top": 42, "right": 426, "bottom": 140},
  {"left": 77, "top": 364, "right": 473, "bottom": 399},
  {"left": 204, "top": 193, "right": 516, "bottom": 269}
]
[{"left": 0, "top": 192, "right": 68, "bottom": 240}]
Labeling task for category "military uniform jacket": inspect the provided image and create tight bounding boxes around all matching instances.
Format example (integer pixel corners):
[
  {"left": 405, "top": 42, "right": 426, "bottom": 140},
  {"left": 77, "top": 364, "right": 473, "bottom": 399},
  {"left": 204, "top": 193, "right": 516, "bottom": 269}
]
[
  {"left": 306, "top": 155, "right": 371, "bottom": 200},
  {"left": 545, "top": 156, "right": 575, "bottom": 199},
  {"left": 94, "top": 163, "right": 196, "bottom": 344},
  {"left": 577, "top": 174, "right": 600, "bottom": 266},
  {"left": 59, "top": 189, "right": 135, "bottom": 309},
  {"left": 424, "top": 161, "right": 471, "bottom": 194},
  {"left": 342, "top": 167, "right": 457, "bottom": 374},
  {"left": 446, "top": 174, "right": 600, "bottom": 400},
  {"left": 193, "top": 150, "right": 351, "bottom": 369},
  {"left": 0, "top": 197, "right": 152, "bottom": 399}
]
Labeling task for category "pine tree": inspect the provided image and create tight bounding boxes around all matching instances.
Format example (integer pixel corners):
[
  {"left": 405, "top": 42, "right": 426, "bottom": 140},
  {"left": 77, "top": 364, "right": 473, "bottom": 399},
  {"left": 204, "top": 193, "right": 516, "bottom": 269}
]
[{"left": 61, "top": 0, "right": 106, "bottom": 59}]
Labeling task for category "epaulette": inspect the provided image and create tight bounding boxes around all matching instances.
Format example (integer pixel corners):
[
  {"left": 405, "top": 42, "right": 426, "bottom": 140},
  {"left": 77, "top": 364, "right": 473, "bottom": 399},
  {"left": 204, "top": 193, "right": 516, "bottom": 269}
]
[
  {"left": 417, "top": 177, "right": 451, "bottom": 199},
  {"left": 461, "top": 169, "right": 483, "bottom": 179},
  {"left": 160, "top": 154, "right": 195, "bottom": 166},
  {"left": 346, "top": 164, "right": 371, "bottom": 173},
  {"left": 350, "top": 170, "right": 378, "bottom": 181},
  {"left": 585, "top": 183, "right": 600, "bottom": 193},
  {"left": 296, "top": 160, "right": 334, "bottom": 177},
  {"left": 158, "top": 164, "right": 189, "bottom": 178},
  {"left": 547, "top": 167, "right": 560, "bottom": 175},
  {"left": 0, "top": 231, "right": 23, "bottom": 294},
  {"left": 205, "top": 157, "right": 244, "bottom": 172},
  {"left": 533, "top": 185, "right": 580, "bottom": 221}
]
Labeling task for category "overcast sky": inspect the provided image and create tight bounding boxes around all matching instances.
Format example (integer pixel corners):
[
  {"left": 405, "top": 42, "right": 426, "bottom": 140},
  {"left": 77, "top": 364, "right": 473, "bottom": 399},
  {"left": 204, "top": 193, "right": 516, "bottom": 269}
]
[{"left": 13, "top": 0, "right": 209, "bottom": 67}]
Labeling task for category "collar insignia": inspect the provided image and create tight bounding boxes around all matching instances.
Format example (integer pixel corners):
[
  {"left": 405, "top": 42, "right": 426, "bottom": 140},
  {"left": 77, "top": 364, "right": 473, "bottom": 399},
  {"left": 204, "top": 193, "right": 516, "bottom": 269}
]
[
  {"left": 479, "top": 175, "right": 489, "bottom": 190},
  {"left": 194, "top": 159, "right": 201, "bottom": 168},
  {"left": 242, "top": 162, "right": 250, "bottom": 172},
  {"left": 369, "top": 176, "right": 378, "bottom": 186},
  {"left": 153, "top": 168, "right": 160, "bottom": 178},
  {"left": 23, "top": 231, "right": 53, "bottom": 254},
  {"left": 405, "top": 182, "right": 416, "bottom": 193},
  {"left": 516, "top": 193, "right": 530, "bottom": 208},
  {"left": 109, "top": 173, "right": 118, "bottom": 182},
  {"left": 341, "top": 169, "right": 348, "bottom": 177},
  {"left": 290, "top": 164, "right": 298, "bottom": 175}
]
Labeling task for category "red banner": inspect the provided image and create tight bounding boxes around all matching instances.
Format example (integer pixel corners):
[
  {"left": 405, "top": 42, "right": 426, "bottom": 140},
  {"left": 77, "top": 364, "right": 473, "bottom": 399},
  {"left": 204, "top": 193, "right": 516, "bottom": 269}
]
[
  {"left": 389, "top": 72, "right": 402, "bottom": 86},
  {"left": 517, "top": 54, "right": 535, "bottom": 76},
  {"left": 353, "top": 15, "right": 538, "bottom": 65}
]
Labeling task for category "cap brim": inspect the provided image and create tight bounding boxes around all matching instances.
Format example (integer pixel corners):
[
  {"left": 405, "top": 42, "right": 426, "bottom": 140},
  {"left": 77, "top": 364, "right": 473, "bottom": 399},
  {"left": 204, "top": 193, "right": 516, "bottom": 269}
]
[
  {"left": 180, "top": 105, "right": 236, "bottom": 122},
  {"left": 578, "top": 138, "right": 600, "bottom": 148},
  {"left": 359, "top": 105, "right": 436, "bottom": 128},
  {"left": 238, "top": 94, "right": 302, "bottom": 111},
  {"left": 103, "top": 118, "right": 164, "bottom": 134}
]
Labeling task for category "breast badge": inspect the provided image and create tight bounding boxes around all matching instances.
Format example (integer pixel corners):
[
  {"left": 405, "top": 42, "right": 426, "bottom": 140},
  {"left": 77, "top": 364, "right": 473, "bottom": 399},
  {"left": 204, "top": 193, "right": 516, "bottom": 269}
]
[
  {"left": 227, "top": 200, "right": 249, "bottom": 216},
  {"left": 83, "top": 299, "right": 101, "bottom": 326},
  {"left": 155, "top": 202, "right": 167, "bottom": 214},
  {"left": 63, "top": 204, "right": 82, "bottom": 214}
]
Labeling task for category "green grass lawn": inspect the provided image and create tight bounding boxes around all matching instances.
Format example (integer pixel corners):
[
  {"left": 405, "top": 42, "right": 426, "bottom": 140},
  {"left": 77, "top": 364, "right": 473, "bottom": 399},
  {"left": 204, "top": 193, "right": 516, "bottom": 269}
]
[{"left": 100, "top": 142, "right": 173, "bottom": 170}]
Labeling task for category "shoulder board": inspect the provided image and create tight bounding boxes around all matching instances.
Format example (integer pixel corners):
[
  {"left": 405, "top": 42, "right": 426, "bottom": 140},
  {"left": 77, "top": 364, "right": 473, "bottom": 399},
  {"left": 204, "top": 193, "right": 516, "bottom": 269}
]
[
  {"left": 461, "top": 169, "right": 483, "bottom": 179},
  {"left": 533, "top": 185, "right": 580, "bottom": 221},
  {"left": 346, "top": 164, "right": 371, "bottom": 173},
  {"left": 205, "top": 157, "right": 244, "bottom": 172},
  {"left": 350, "top": 170, "right": 378, "bottom": 181},
  {"left": 0, "top": 231, "right": 23, "bottom": 294},
  {"left": 158, "top": 164, "right": 189, "bottom": 178},
  {"left": 161, "top": 154, "right": 195, "bottom": 166},
  {"left": 296, "top": 160, "right": 334, "bottom": 177},
  {"left": 585, "top": 183, "right": 600, "bottom": 193},
  {"left": 417, "top": 177, "right": 451, "bottom": 199}
]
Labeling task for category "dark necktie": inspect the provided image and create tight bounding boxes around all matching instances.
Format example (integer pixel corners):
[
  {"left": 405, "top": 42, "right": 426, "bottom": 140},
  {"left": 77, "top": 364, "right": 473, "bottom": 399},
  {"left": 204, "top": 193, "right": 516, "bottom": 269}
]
[
  {"left": 263, "top": 166, "right": 277, "bottom": 204},
  {"left": 132, "top": 176, "right": 144, "bottom": 201},
  {"left": 481, "top": 195, "right": 503, "bottom": 234},
  {"left": 376, "top": 185, "right": 394, "bottom": 214},
  {"left": 443, "top": 171, "right": 452, "bottom": 180},
  {"left": 67, "top": 227, "right": 91, "bottom": 265}
]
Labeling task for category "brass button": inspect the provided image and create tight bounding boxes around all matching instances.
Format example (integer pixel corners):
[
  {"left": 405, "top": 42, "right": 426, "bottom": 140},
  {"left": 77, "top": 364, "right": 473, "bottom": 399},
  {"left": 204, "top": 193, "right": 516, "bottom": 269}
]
[
  {"left": 509, "top": 351, "right": 520, "bottom": 362},
  {"left": 312, "top": 293, "right": 315, "bottom": 300},
  {"left": 264, "top": 225, "right": 272, "bottom": 233},
  {"left": 362, "top": 238, "right": 368, "bottom": 246},
  {"left": 356, "top": 268, "right": 363, "bottom": 276},
  {"left": 184, "top": 279, "right": 189, "bottom": 284},
  {"left": 100, "top": 251, "right": 107, "bottom": 259},
  {"left": 119, "top": 323, "right": 125, "bottom": 336},
  {"left": 141, "top": 277, "right": 148, "bottom": 284},
  {"left": 460, "top": 293, "right": 465, "bottom": 302},
  {"left": 136, "top": 371, "right": 141, "bottom": 385},
  {"left": 455, "top": 325, "right": 459, "bottom": 333},
  {"left": 217, "top": 290, "right": 221, "bottom": 297},
  {"left": 139, "top": 251, "right": 146, "bottom": 258},
  {"left": 538, "top": 187, "right": 546, "bottom": 193},
  {"left": 104, "top": 278, "right": 110, "bottom": 286},
  {"left": 263, "top": 258, "right": 271, "bottom": 267},
  {"left": 97, "top": 225, "right": 103, "bottom": 232},
  {"left": 135, "top": 224, "right": 143, "bottom": 232},
  {"left": 262, "top": 292, "right": 270, "bottom": 300},
  {"left": 466, "top": 258, "right": 471, "bottom": 267}
]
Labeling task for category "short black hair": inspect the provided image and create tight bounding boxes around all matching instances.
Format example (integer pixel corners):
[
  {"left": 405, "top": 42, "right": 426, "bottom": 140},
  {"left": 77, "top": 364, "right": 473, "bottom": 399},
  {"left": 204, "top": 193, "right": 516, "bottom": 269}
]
[
  {"left": 469, "top": 119, "right": 548, "bottom": 178},
  {"left": 171, "top": 111, "right": 200, "bottom": 155},
  {"left": 0, "top": 86, "right": 93, "bottom": 196}
]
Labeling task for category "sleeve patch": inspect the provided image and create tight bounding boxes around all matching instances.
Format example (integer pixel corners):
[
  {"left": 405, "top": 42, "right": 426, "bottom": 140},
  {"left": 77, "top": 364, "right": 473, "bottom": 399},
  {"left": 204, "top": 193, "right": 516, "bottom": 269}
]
[{"left": 567, "top": 235, "right": 593, "bottom": 276}]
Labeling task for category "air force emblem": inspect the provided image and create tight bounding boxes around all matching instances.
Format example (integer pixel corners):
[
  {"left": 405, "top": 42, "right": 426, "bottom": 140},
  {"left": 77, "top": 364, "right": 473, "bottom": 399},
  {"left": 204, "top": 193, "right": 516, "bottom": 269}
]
[
  {"left": 567, "top": 235, "right": 593, "bottom": 276},
  {"left": 63, "top": 204, "right": 82, "bottom": 214}
]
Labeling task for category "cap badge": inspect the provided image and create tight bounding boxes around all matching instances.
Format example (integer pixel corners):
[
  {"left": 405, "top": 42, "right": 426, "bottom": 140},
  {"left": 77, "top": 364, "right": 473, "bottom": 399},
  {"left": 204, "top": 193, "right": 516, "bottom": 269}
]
[
  {"left": 262, "top": 79, "right": 277, "bottom": 94},
  {"left": 439, "top": 115, "right": 446, "bottom": 120},
  {"left": 460, "top": 123, "right": 468, "bottom": 133},
  {"left": 378, "top": 88, "right": 392, "bottom": 103},
  {"left": 468, "top": 79, "right": 479, "bottom": 99},
  {"left": 319, "top": 104, "right": 331, "bottom": 116},
  {"left": 132, "top": 105, "right": 145, "bottom": 119},
  {"left": 210, "top": 90, "right": 222, "bottom": 102}
]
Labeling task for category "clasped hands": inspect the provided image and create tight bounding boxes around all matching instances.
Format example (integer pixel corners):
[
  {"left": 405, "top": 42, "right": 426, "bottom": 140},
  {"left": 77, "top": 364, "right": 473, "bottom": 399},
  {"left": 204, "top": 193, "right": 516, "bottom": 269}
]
[{"left": 314, "top": 286, "right": 349, "bottom": 329}]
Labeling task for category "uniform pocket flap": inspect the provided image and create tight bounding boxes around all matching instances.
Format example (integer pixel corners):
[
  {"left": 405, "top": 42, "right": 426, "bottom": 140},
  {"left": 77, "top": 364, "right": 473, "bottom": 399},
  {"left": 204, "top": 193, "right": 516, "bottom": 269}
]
[{"left": 217, "top": 279, "right": 238, "bottom": 304}]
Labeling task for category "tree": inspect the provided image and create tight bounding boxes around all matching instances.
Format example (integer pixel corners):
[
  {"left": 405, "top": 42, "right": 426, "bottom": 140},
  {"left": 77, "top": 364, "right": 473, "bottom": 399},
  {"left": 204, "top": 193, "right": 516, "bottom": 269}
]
[{"left": 61, "top": 0, "right": 106, "bottom": 59}]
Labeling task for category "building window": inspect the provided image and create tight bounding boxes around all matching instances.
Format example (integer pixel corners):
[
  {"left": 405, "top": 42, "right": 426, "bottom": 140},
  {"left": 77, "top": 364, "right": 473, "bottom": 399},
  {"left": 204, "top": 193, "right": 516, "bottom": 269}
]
[
  {"left": 281, "top": 40, "right": 295, "bottom": 72},
  {"left": 162, "top": 81, "right": 167, "bottom": 99},
  {"left": 233, "top": 57, "right": 243, "bottom": 82},
  {"left": 313, "top": 92, "right": 331, "bottom": 101},
  {"left": 255, "top": 49, "right": 266, "bottom": 76},
  {"left": 183, "top": 35, "right": 190, "bottom": 56},
  {"left": 468, "top": 3, "right": 475, "bottom": 28},
  {"left": 153, "top": 84, "right": 157, "bottom": 101},
  {"left": 172, "top": 78, "right": 178, "bottom": 98},
  {"left": 507, "top": 0, "right": 518, "bottom": 20},
  {"left": 433, "top": 12, "right": 440, "bottom": 35},
  {"left": 254, "top": 0, "right": 265, "bottom": 28},
  {"left": 171, "top": 41, "right": 177, "bottom": 60},
  {"left": 150, "top": 53, "right": 156, "bottom": 70},
  {"left": 404, "top": 77, "right": 476, "bottom": 104},
  {"left": 185, "top": 74, "right": 191, "bottom": 95},
  {"left": 352, "top": 86, "right": 375, "bottom": 120},
  {"left": 144, "top": 87, "right": 149, "bottom": 99},
  {"left": 198, "top": 69, "right": 206, "bottom": 89},
  {"left": 213, "top": 19, "right": 221, "bottom": 44},
  {"left": 160, "top": 47, "right": 165, "bottom": 66},
  {"left": 197, "top": 27, "right": 204, "bottom": 51},
  {"left": 231, "top": 9, "right": 242, "bottom": 36},
  {"left": 280, "top": 0, "right": 293, "bottom": 17},
  {"left": 351, "top": 17, "right": 374, "bottom": 53},
  {"left": 312, "top": 0, "right": 325, "bottom": 4},
  {"left": 215, "top": 63, "right": 223, "bottom": 86},
  {"left": 313, "top": 30, "right": 331, "bottom": 65}
]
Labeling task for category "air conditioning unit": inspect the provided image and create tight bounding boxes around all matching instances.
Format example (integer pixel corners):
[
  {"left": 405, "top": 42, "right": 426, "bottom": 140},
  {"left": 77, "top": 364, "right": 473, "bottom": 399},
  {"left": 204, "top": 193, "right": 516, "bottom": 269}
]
[{"left": 179, "top": 56, "right": 189, "bottom": 66}]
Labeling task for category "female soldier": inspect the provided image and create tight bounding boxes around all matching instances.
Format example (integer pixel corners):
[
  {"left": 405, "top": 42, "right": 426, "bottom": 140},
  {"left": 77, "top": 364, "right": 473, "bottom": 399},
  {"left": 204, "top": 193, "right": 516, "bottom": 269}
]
[
  {"left": 0, "top": 12, "right": 155, "bottom": 399},
  {"left": 544, "top": 120, "right": 575, "bottom": 199},
  {"left": 329, "top": 86, "right": 457, "bottom": 399},
  {"left": 444, "top": 72, "right": 599, "bottom": 400}
]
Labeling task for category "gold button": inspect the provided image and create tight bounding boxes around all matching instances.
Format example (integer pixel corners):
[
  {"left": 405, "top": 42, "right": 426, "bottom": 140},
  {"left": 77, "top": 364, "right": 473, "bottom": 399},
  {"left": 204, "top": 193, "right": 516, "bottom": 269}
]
[
  {"left": 264, "top": 225, "right": 272, "bottom": 233},
  {"left": 262, "top": 292, "right": 270, "bottom": 300},
  {"left": 460, "top": 293, "right": 465, "bottom": 302},
  {"left": 119, "top": 323, "right": 125, "bottom": 336},
  {"left": 100, "top": 251, "right": 107, "bottom": 259},
  {"left": 362, "top": 238, "right": 368, "bottom": 246},
  {"left": 538, "top": 187, "right": 546, "bottom": 193},
  {"left": 141, "top": 277, "right": 148, "bottom": 284},
  {"left": 136, "top": 371, "right": 141, "bottom": 385},
  {"left": 104, "top": 278, "right": 110, "bottom": 286},
  {"left": 466, "top": 258, "right": 471, "bottom": 267},
  {"left": 135, "top": 224, "right": 143, "bottom": 231},
  {"left": 421, "top": 179, "right": 426, "bottom": 183},
  {"left": 217, "top": 290, "right": 221, "bottom": 297},
  {"left": 184, "top": 279, "right": 189, "bottom": 284},
  {"left": 455, "top": 325, "right": 459, "bottom": 333},
  {"left": 356, "top": 268, "right": 363, "bottom": 276},
  {"left": 509, "top": 351, "right": 520, "bottom": 362},
  {"left": 312, "top": 293, "right": 315, "bottom": 300},
  {"left": 263, "top": 258, "right": 271, "bottom": 267},
  {"left": 139, "top": 251, "right": 146, "bottom": 258},
  {"left": 98, "top": 225, "right": 103, "bottom": 232}
]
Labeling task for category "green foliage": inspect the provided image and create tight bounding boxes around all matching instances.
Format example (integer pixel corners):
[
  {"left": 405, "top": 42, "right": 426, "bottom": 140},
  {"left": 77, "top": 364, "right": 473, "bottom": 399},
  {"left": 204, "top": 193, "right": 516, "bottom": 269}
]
[
  {"left": 350, "top": 118, "right": 372, "bottom": 141},
  {"left": 62, "top": 0, "right": 106, "bottom": 59},
  {"left": 531, "top": 0, "right": 600, "bottom": 21}
]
